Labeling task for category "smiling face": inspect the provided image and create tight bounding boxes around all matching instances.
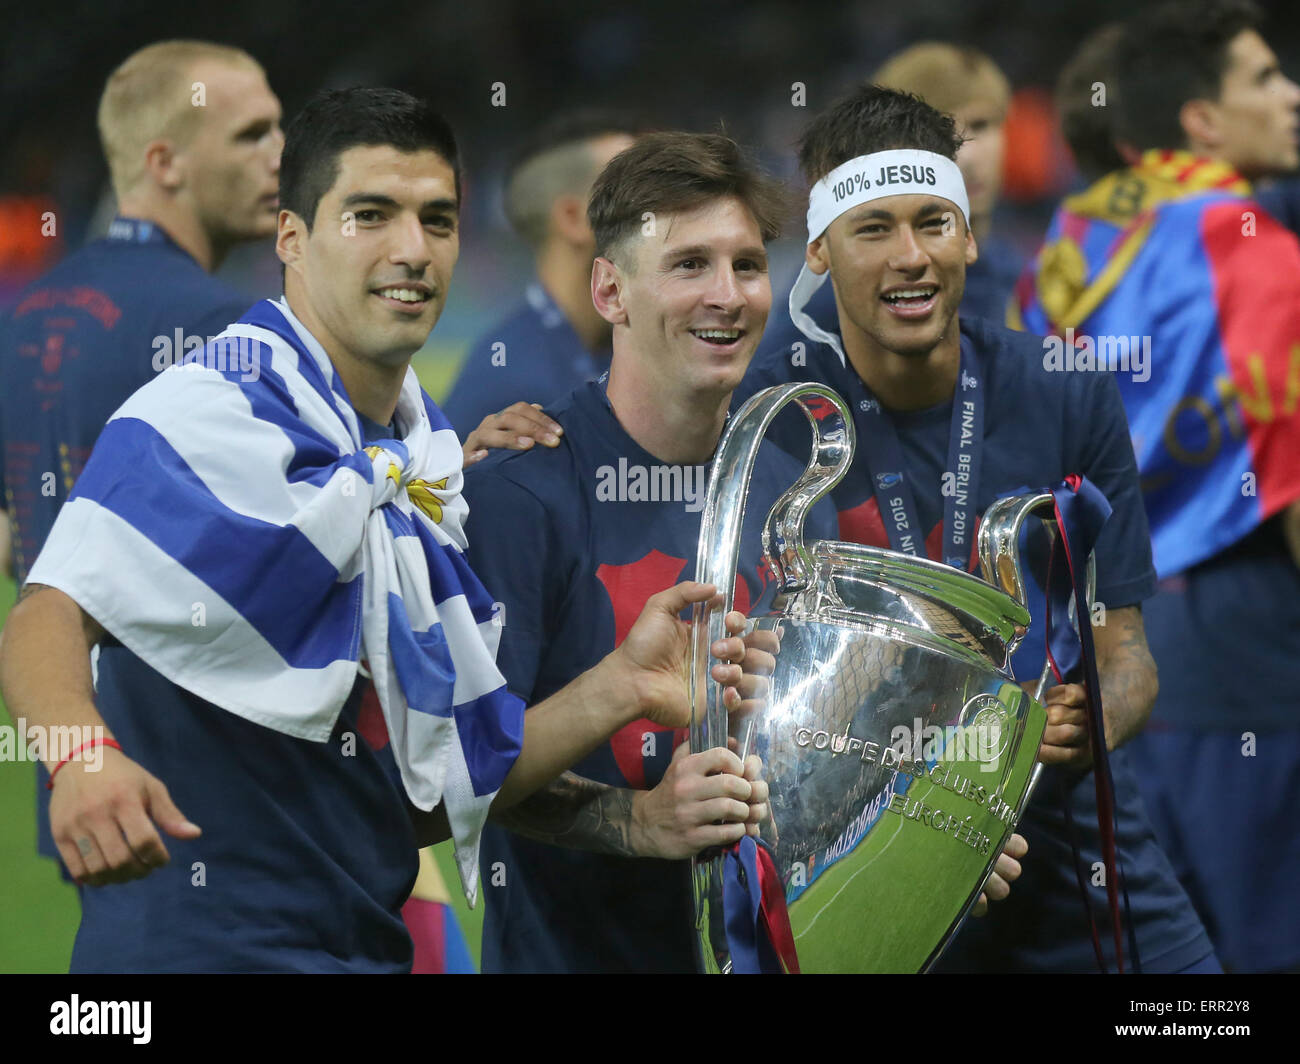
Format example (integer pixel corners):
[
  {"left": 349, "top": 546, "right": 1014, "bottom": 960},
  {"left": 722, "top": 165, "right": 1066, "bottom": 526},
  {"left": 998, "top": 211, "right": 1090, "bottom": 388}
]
[
  {"left": 277, "top": 144, "right": 460, "bottom": 370},
  {"left": 594, "top": 195, "right": 771, "bottom": 398},
  {"left": 811, "top": 193, "right": 977, "bottom": 360},
  {"left": 1204, "top": 29, "right": 1300, "bottom": 177}
]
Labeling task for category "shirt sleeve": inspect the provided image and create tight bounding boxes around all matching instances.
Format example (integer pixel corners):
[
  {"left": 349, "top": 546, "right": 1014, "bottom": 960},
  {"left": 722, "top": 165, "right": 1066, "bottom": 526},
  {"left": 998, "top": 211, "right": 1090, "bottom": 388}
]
[
  {"left": 462, "top": 463, "right": 565, "bottom": 702},
  {"left": 1067, "top": 369, "right": 1157, "bottom": 608}
]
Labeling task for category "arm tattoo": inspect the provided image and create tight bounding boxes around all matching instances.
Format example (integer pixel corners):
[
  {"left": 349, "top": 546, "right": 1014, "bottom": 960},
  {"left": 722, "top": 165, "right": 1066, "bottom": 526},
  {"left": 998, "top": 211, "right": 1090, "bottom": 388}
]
[
  {"left": 490, "top": 771, "right": 639, "bottom": 857},
  {"left": 1095, "top": 605, "right": 1158, "bottom": 751},
  {"left": 17, "top": 582, "right": 50, "bottom": 604}
]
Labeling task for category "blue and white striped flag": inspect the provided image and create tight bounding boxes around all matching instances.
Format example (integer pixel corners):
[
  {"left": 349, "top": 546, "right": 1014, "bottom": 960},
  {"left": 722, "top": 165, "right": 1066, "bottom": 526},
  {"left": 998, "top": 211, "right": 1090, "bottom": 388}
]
[{"left": 28, "top": 297, "right": 524, "bottom": 902}]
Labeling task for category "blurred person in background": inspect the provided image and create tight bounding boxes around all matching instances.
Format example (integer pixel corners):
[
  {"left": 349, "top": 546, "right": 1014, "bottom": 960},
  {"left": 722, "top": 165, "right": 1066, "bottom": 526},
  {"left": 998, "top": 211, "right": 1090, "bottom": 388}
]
[
  {"left": 1016, "top": 0, "right": 1300, "bottom": 972},
  {"left": 0, "top": 37, "right": 282, "bottom": 909},
  {"left": 443, "top": 110, "right": 644, "bottom": 460},
  {"left": 2, "top": 40, "right": 281, "bottom": 581},
  {"left": 1051, "top": 22, "right": 1135, "bottom": 185},
  {"left": 758, "top": 42, "right": 1019, "bottom": 360}
]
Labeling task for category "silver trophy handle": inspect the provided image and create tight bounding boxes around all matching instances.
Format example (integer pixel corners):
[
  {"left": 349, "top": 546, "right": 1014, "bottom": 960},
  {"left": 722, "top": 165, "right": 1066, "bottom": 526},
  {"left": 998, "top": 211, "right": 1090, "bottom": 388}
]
[
  {"left": 689, "top": 384, "right": 855, "bottom": 757},
  {"left": 976, "top": 492, "right": 1098, "bottom": 802}
]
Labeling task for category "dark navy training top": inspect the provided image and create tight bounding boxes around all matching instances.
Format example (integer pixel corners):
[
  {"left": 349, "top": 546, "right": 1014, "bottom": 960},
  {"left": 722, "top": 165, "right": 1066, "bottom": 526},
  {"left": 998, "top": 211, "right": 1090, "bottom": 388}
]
[
  {"left": 0, "top": 219, "right": 248, "bottom": 582},
  {"left": 68, "top": 412, "right": 418, "bottom": 974},
  {"left": 463, "top": 379, "right": 837, "bottom": 973}
]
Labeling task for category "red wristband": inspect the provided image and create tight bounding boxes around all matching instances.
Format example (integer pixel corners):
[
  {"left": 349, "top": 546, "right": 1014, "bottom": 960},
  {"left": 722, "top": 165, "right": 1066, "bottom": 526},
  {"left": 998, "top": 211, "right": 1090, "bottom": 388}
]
[{"left": 46, "top": 738, "right": 123, "bottom": 790}]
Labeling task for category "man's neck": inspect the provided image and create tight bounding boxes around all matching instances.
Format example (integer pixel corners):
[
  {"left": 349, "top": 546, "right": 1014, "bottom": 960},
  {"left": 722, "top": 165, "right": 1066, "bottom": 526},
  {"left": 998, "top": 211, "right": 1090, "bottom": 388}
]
[
  {"left": 841, "top": 316, "right": 962, "bottom": 412},
  {"left": 340, "top": 363, "right": 406, "bottom": 428},
  {"left": 116, "top": 194, "right": 226, "bottom": 272},
  {"left": 283, "top": 287, "right": 407, "bottom": 427},
  {"left": 536, "top": 242, "right": 610, "bottom": 353},
  {"left": 605, "top": 353, "right": 729, "bottom": 466}
]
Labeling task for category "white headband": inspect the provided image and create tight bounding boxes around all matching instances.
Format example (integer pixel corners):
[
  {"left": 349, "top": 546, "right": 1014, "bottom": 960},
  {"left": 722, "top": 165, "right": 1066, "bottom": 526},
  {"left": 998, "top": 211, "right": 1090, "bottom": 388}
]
[{"left": 789, "top": 149, "right": 971, "bottom": 364}]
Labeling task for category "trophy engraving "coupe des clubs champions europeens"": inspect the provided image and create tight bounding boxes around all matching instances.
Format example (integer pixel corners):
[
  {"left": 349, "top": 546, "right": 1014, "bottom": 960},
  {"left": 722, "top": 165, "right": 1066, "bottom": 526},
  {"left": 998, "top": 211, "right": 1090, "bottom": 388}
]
[{"left": 687, "top": 381, "right": 1089, "bottom": 974}]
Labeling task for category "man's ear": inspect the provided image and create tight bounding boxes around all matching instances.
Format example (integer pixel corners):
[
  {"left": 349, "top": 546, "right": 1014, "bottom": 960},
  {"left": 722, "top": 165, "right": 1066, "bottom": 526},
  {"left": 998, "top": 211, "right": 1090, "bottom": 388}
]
[
  {"left": 1179, "top": 98, "right": 1222, "bottom": 153},
  {"left": 142, "top": 139, "right": 183, "bottom": 192},
  {"left": 276, "top": 209, "right": 307, "bottom": 274},
  {"left": 805, "top": 235, "right": 830, "bottom": 276},
  {"left": 965, "top": 222, "right": 979, "bottom": 267},
  {"left": 591, "top": 255, "right": 628, "bottom": 326}
]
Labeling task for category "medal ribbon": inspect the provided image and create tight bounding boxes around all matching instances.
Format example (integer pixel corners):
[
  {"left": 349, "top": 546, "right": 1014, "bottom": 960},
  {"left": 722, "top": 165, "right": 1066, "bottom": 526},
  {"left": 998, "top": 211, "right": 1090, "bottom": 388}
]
[
  {"left": 845, "top": 338, "right": 983, "bottom": 570},
  {"left": 722, "top": 837, "right": 800, "bottom": 974},
  {"left": 1044, "top": 474, "right": 1138, "bottom": 974}
]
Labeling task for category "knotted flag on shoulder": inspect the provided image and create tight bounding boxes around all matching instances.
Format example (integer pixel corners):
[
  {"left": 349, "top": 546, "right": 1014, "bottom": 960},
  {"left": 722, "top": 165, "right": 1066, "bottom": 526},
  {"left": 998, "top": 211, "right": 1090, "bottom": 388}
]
[{"left": 27, "top": 297, "right": 524, "bottom": 902}]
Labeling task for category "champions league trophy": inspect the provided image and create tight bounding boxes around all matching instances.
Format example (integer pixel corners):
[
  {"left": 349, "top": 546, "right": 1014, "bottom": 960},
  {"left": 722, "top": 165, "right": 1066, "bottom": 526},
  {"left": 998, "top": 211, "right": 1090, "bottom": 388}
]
[{"left": 690, "top": 382, "right": 1086, "bottom": 974}]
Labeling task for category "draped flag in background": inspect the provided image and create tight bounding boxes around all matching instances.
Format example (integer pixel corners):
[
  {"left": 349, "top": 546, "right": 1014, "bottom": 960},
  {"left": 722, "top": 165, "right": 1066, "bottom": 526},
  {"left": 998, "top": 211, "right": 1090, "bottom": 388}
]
[{"left": 1014, "top": 149, "right": 1300, "bottom": 579}]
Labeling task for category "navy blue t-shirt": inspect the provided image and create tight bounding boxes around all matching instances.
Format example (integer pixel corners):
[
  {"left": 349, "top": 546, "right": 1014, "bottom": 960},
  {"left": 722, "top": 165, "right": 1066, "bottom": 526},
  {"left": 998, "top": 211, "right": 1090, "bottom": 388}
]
[
  {"left": 463, "top": 379, "right": 837, "bottom": 973},
  {"left": 0, "top": 219, "right": 248, "bottom": 869},
  {"left": 441, "top": 280, "right": 608, "bottom": 442},
  {"left": 736, "top": 316, "right": 1214, "bottom": 972},
  {"left": 755, "top": 232, "right": 1022, "bottom": 362},
  {"left": 0, "top": 219, "right": 248, "bottom": 582},
  {"left": 72, "top": 651, "right": 417, "bottom": 973},
  {"left": 70, "top": 410, "right": 418, "bottom": 974}
]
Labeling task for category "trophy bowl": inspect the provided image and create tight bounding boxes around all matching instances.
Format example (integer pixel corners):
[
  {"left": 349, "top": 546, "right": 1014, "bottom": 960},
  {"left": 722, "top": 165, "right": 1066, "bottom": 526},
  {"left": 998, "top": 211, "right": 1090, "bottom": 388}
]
[{"left": 690, "top": 382, "right": 1056, "bottom": 974}]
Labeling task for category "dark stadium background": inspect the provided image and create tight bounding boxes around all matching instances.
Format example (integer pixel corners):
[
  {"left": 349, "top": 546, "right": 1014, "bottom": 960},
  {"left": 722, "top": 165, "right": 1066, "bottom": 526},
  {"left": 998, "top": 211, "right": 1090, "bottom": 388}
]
[{"left": 2, "top": 0, "right": 1297, "bottom": 971}]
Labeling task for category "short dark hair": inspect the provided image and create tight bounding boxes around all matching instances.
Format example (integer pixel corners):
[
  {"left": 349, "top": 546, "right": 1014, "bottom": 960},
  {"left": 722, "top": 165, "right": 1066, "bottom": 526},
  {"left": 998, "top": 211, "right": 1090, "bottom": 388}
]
[
  {"left": 1114, "top": 0, "right": 1264, "bottom": 152},
  {"left": 798, "top": 84, "right": 964, "bottom": 185},
  {"left": 280, "top": 87, "right": 461, "bottom": 231},
  {"left": 588, "top": 131, "right": 788, "bottom": 264},
  {"left": 505, "top": 108, "right": 652, "bottom": 248},
  {"left": 1057, "top": 22, "right": 1129, "bottom": 180}
]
